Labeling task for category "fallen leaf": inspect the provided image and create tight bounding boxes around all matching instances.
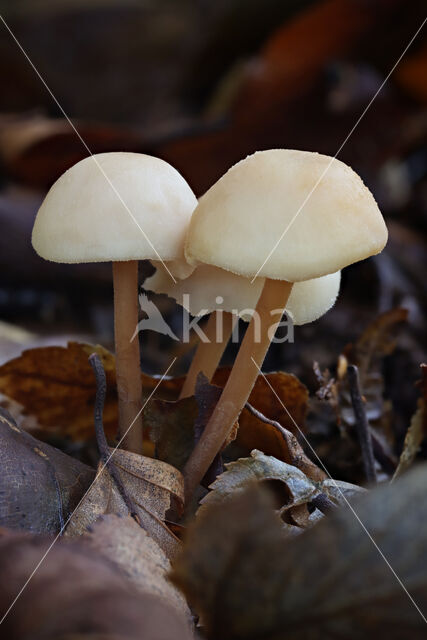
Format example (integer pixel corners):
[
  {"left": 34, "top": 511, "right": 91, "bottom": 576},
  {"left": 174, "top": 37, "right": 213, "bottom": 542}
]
[
  {"left": 144, "top": 396, "right": 198, "bottom": 471},
  {"left": 66, "top": 448, "right": 184, "bottom": 560},
  {"left": 0, "top": 342, "right": 183, "bottom": 442},
  {"left": 172, "top": 466, "right": 427, "bottom": 639},
  {"left": 146, "top": 374, "right": 237, "bottom": 485},
  {"left": 393, "top": 364, "right": 427, "bottom": 478},
  {"left": 199, "top": 450, "right": 363, "bottom": 521},
  {"left": 0, "top": 528, "right": 191, "bottom": 640},
  {"left": 83, "top": 514, "right": 191, "bottom": 621},
  {"left": 0, "top": 407, "right": 94, "bottom": 534},
  {"left": 237, "top": 402, "right": 326, "bottom": 482},
  {"left": 344, "top": 307, "right": 408, "bottom": 384},
  {"left": 199, "top": 450, "right": 318, "bottom": 517},
  {"left": 213, "top": 367, "right": 309, "bottom": 436}
]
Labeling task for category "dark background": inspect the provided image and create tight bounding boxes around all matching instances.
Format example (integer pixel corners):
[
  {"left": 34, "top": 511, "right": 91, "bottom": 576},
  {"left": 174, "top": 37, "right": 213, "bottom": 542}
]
[{"left": 0, "top": 0, "right": 426, "bottom": 450}]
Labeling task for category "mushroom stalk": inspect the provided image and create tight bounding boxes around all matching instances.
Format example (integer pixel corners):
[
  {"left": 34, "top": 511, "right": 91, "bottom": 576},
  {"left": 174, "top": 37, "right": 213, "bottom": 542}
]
[
  {"left": 183, "top": 278, "right": 293, "bottom": 500},
  {"left": 179, "top": 310, "right": 238, "bottom": 399},
  {"left": 113, "top": 260, "right": 143, "bottom": 454}
]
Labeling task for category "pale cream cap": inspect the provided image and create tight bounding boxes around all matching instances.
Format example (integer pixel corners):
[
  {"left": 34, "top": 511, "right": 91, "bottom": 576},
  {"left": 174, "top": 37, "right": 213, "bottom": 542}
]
[
  {"left": 32, "top": 152, "right": 197, "bottom": 264},
  {"left": 185, "top": 149, "right": 387, "bottom": 282},
  {"left": 145, "top": 264, "right": 341, "bottom": 325}
]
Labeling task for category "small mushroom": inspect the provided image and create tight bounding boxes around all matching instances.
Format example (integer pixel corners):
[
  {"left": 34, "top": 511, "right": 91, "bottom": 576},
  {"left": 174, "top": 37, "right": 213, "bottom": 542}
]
[
  {"left": 146, "top": 264, "right": 341, "bottom": 398},
  {"left": 32, "top": 152, "right": 197, "bottom": 453},
  {"left": 183, "top": 149, "right": 387, "bottom": 498}
]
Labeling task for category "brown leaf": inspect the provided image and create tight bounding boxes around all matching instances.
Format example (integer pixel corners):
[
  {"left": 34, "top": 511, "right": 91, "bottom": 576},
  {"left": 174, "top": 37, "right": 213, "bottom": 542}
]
[
  {"left": 144, "top": 396, "right": 198, "bottom": 471},
  {"left": 0, "top": 528, "right": 191, "bottom": 640},
  {"left": 213, "top": 368, "right": 309, "bottom": 436},
  {"left": 394, "top": 364, "right": 427, "bottom": 478},
  {"left": 66, "top": 449, "right": 184, "bottom": 560},
  {"left": 0, "top": 342, "right": 183, "bottom": 442},
  {"left": 0, "top": 342, "right": 118, "bottom": 441},
  {"left": 344, "top": 308, "right": 408, "bottom": 383},
  {"left": 0, "top": 407, "right": 94, "bottom": 534},
  {"left": 238, "top": 403, "right": 326, "bottom": 482},
  {"left": 146, "top": 374, "right": 237, "bottom": 487},
  {"left": 172, "top": 466, "right": 427, "bottom": 639},
  {"left": 83, "top": 514, "right": 191, "bottom": 622}
]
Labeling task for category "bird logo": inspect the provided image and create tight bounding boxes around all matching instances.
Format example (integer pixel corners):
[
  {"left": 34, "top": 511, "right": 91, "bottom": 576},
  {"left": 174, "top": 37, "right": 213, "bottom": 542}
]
[{"left": 131, "top": 293, "right": 179, "bottom": 342}]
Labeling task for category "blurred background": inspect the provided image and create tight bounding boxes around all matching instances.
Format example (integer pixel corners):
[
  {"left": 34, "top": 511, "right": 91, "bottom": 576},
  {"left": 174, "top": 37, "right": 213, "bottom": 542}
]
[{"left": 0, "top": 0, "right": 426, "bottom": 464}]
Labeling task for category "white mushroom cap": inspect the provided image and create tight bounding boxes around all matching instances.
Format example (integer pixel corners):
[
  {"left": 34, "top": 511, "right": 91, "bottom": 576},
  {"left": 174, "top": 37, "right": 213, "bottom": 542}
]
[
  {"left": 185, "top": 149, "right": 387, "bottom": 282},
  {"left": 32, "top": 152, "right": 197, "bottom": 264},
  {"left": 145, "top": 264, "right": 341, "bottom": 325}
]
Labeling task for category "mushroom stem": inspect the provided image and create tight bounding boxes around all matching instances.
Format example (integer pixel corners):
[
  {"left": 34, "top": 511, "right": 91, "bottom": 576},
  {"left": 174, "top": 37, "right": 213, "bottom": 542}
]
[
  {"left": 179, "top": 310, "right": 238, "bottom": 399},
  {"left": 112, "top": 260, "right": 143, "bottom": 454},
  {"left": 183, "top": 278, "right": 293, "bottom": 500}
]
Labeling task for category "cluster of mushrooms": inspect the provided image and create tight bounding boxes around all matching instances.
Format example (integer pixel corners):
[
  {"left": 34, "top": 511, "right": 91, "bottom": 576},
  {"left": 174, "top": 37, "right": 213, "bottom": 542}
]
[{"left": 32, "top": 149, "right": 388, "bottom": 501}]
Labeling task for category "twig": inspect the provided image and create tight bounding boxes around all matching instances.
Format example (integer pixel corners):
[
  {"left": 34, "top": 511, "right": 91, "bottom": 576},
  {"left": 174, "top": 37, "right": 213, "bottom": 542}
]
[
  {"left": 347, "top": 364, "right": 377, "bottom": 484},
  {"left": 244, "top": 401, "right": 326, "bottom": 482},
  {"left": 89, "top": 353, "right": 142, "bottom": 526},
  {"left": 310, "top": 493, "right": 337, "bottom": 515}
]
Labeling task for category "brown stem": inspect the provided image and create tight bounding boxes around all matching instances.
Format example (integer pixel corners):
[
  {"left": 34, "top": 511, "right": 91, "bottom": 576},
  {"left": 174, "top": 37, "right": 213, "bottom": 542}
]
[
  {"left": 183, "top": 278, "right": 293, "bottom": 501},
  {"left": 179, "top": 310, "right": 237, "bottom": 399},
  {"left": 347, "top": 364, "right": 377, "bottom": 484},
  {"left": 113, "top": 260, "right": 143, "bottom": 454}
]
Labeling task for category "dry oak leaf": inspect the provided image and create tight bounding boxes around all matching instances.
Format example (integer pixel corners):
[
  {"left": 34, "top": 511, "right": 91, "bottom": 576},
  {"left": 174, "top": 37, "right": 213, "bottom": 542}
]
[
  {"left": 66, "top": 448, "right": 184, "bottom": 560},
  {"left": 0, "top": 342, "right": 183, "bottom": 442},
  {"left": 172, "top": 466, "right": 427, "bottom": 639},
  {"left": 83, "top": 514, "right": 191, "bottom": 622},
  {"left": 199, "top": 450, "right": 363, "bottom": 520},
  {"left": 0, "top": 407, "right": 94, "bottom": 535},
  {"left": 0, "top": 528, "right": 192, "bottom": 640}
]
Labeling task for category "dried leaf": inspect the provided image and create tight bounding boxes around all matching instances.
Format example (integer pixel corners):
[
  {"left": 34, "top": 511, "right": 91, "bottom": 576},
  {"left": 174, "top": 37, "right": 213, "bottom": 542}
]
[
  {"left": 0, "top": 528, "right": 191, "bottom": 640},
  {"left": 173, "top": 466, "right": 427, "bottom": 639},
  {"left": 345, "top": 308, "right": 408, "bottom": 383},
  {"left": 199, "top": 450, "right": 318, "bottom": 516},
  {"left": 213, "top": 367, "right": 309, "bottom": 436},
  {"left": 146, "top": 374, "right": 236, "bottom": 485},
  {"left": 0, "top": 407, "right": 94, "bottom": 534},
  {"left": 394, "top": 364, "right": 427, "bottom": 478},
  {"left": 144, "top": 396, "right": 198, "bottom": 471},
  {"left": 199, "top": 450, "right": 363, "bottom": 519},
  {"left": 66, "top": 449, "right": 184, "bottom": 560},
  {"left": 83, "top": 514, "right": 191, "bottom": 622},
  {"left": 0, "top": 342, "right": 182, "bottom": 442},
  {"left": 237, "top": 403, "right": 326, "bottom": 482}
]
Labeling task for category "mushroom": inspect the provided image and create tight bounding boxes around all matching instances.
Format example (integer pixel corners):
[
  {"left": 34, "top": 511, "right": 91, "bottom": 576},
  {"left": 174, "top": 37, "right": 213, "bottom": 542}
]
[
  {"left": 182, "top": 149, "right": 387, "bottom": 498},
  {"left": 32, "top": 152, "right": 197, "bottom": 453},
  {"left": 145, "top": 264, "right": 341, "bottom": 398}
]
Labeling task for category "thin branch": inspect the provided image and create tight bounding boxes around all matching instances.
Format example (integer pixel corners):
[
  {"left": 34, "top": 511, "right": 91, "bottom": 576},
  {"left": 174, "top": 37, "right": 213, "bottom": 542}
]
[
  {"left": 89, "top": 353, "right": 142, "bottom": 525},
  {"left": 347, "top": 364, "right": 377, "bottom": 484},
  {"left": 310, "top": 493, "right": 337, "bottom": 515}
]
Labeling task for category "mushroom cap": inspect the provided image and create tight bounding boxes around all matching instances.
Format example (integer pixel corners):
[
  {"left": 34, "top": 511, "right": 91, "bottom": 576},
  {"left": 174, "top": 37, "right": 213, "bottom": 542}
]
[
  {"left": 185, "top": 149, "right": 387, "bottom": 282},
  {"left": 32, "top": 152, "right": 197, "bottom": 264},
  {"left": 145, "top": 264, "right": 341, "bottom": 325}
]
